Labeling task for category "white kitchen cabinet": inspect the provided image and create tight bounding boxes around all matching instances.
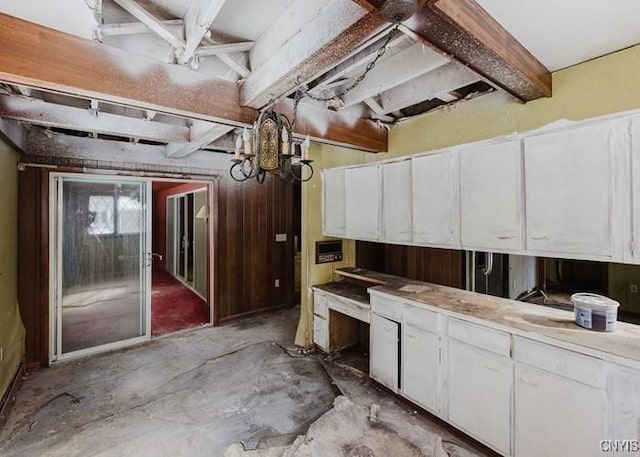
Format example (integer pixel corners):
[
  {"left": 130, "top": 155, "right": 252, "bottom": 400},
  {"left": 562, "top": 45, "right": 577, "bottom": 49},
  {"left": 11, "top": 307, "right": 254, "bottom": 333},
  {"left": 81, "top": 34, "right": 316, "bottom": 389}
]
[
  {"left": 606, "top": 363, "right": 640, "bottom": 454},
  {"left": 460, "top": 140, "right": 523, "bottom": 253},
  {"left": 402, "top": 323, "right": 440, "bottom": 414},
  {"left": 322, "top": 168, "right": 346, "bottom": 237},
  {"left": 524, "top": 121, "right": 624, "bottom": 260},
  {"left": 382, "top": 159, "right": 412, "bottom": 243},
  {"left": 370, "top": 313, "right": 400, "bottom": 393},
  {"left": 514, "top": 363, "right": 606, "bottom": 457},
  {"left": 313, "top": 315, "right": 328, "bottom": 351},
  {"left": 412, "top": 149, "right": 461, "bottom": 248},
  {"left": 631, "top": 118, "right": 640, "bottom": 263},
  {"left": 448, "top": 338, "right": 512, "bottom": 455},
  {"left": 345, "top": 164, "right": 380, "bottom": 241}
]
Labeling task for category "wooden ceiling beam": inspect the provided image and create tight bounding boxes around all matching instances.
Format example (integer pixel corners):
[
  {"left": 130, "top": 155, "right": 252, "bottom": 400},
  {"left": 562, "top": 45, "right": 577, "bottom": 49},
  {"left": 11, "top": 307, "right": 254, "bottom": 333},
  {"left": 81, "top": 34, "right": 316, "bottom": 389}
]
[
  {"left": 179, "top": 0, "right": 227, "bottom": 65},
  {"left": 166, "top": 122, "right": 234, "bottom": 158},
  {"left": 101, "top": 19, "right": 184, "bottom": 37},
  {"left": 241, "top": 1, "right": 387, "bottom": 109},
  {"left": 112, "top": 0, "right": 184, "bottom": 50},
  {"left": 0, "top": 13, "right": 387, "bottom": 151},
  {"left": 353, "top": 0, "right": 551, "bottom": 101},
  {"left": 0, "top": 94, "right": 191, "bottom": 143}
]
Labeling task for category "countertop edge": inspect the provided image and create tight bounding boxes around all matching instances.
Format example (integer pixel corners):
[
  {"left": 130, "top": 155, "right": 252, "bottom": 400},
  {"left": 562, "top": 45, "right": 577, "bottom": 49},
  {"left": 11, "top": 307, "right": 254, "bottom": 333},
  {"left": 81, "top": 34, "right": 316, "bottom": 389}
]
[{"left": 368, "top": 287, "right": 640, "bottom": 371}]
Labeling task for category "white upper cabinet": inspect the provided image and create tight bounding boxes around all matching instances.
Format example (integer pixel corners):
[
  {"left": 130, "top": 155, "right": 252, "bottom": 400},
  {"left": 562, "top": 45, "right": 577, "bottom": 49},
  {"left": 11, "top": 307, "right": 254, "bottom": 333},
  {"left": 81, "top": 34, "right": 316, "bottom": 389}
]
[
  {"left": 322, "top": 168, "right": 346, "bottom": 237},
  {"left": 631, "top": 118, "right": 640, "bottom": 263},
  {"left": 412, "top": 149, "right": 461, "bottom": 248},
  {"left": 524, "top": 121, "right": 625, "bottom": 260},
  {"left": 460, "top": 140, "right": 524, "bottom": 252},
  {"left": 345, "top": 164, "right": 380, "bottom": 241},
  {"left": 381, "top": 159, "right": 412, "bottom": 243}
]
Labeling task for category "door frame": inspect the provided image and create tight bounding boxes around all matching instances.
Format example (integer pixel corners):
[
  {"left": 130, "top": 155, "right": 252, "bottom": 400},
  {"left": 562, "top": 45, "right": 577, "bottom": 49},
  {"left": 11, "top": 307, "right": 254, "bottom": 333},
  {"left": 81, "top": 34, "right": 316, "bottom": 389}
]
[
  {"left": 165, "top": 186, "right": 208, "bottom": 299},
  {"left": 48, "top": 172, "right": 217, "bottom": 364}
]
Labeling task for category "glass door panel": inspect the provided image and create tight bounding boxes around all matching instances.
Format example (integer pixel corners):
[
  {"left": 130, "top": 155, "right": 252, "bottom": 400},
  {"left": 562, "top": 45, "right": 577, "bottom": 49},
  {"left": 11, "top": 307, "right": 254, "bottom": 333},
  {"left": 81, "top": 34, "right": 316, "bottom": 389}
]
[{"left": 53, "top": 176, "right": 149, "bottom": 358}]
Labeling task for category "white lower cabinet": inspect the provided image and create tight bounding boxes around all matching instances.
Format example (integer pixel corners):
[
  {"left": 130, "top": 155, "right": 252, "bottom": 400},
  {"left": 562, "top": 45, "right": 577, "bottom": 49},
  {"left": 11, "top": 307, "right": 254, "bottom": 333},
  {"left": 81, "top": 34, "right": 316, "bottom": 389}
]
[
  {"left": 402, "top": 324, "right": 440, "bottom": 414},
  {"left": 370, "top": 313, "right": 400, "bottom": 392},
  {"left": 313, "top": 316, "right": 328, "bottom": 351},
  {"left": 448, "top": 338, "right": 512, "bottom": 455},
  {"left": 514, "top": 363, "right": 606, "bottom": 457}
]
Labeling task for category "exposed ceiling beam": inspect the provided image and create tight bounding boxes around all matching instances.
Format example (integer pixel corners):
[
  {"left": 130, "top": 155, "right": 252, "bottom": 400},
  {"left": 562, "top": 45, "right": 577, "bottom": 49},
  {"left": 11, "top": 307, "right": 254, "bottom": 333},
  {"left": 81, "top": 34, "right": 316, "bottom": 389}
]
[
  {"left": 166, "top": 121, "right": 234, "bottom": 158},
  {"left": 0, "top": 94, "right": 190, "bottom": 143},
  {"left": 378, "top": 62, "right": 480, "bottom": 114},
  {"left": 203, "top": 37, "right": 251, "bottom": 77},
  {"left": 308, "top": 30, "right": 408, "bottom": 96},
  {"left": 24, "top": 126, "right": 232, "bottom": 172},
  {"left": 112, "top": 0, "right": 184, "bottom": 50},
  {"left": 353, "top": 0, "right": 551, "bottom": 101},
  {"left": 101, "top": 19, "right": 184, "bottom": 37},
  {"left": 340, "top": 42, "right": 448, "bottom": 109},
  {"left": 241, "top": 1, "right": 387, "bottom": 109},
  {"left": 0, "top": 14, "right": 386, "bottom": 151},
  {"left": 179, "top": 0, "right": 227, "bottom": 65},
  {"left": 194, "top": 42, "right": 254, "bottom": 57}
]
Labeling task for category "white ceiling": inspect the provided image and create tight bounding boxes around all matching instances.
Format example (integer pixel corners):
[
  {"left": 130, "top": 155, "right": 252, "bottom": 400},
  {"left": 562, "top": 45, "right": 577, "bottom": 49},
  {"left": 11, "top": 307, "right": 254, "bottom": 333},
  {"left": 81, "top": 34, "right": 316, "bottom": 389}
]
[{"left": 476, "top": 0, "right": 640, "bottom": 71}]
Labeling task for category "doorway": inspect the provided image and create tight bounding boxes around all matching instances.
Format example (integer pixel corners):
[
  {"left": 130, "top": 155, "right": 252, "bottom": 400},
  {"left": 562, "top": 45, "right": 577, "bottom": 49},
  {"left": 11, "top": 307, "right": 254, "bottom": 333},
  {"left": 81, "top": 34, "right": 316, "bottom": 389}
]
[
  {"left": 50, "top": 174, "right": 215, "bottom": 362},
  {"left": 50, "top": 175, "right": 151, "bottom": 361},
  {"left": 151, "top": 182, "right": 211, "bottom": 336}
]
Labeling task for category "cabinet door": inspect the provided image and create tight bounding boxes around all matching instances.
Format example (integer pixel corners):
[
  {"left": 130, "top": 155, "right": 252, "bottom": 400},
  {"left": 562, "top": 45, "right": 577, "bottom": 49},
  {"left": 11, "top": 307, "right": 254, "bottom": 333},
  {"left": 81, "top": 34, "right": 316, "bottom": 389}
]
[
  {"left": 460, "top": 140, "right": 523, "bottom": 252},
  {"left": 322, "top": 168, "right": 346, "bottom": 237},
  {"left": 382, "top": 160, "right": 412, "bottom": 243},
  {"left": 524, "top": 123, "right": 617, "bottom": 259},
  {"left": 448, "top": 339, "right": 511, "bottom": 455},
  {"left": 515, "top": 363, "right": 606, "bottom": 457},
  {"left": 313, "top": 315, "right": 328, "bottom": 352},
  {"left": 402, "top": 324, "right": 440, "bottom": 414},
  {"left": 412, "top": 150, "right": 460, "bottom": 247},
  {"left": 370, "top": 313, "right": 400, "bottom": 392},
  {"left": 345, "top": 165, "right": 380, "bottom": 241},
  {"left": 631, "top": 118, "right": 640, "bottom": 263}
]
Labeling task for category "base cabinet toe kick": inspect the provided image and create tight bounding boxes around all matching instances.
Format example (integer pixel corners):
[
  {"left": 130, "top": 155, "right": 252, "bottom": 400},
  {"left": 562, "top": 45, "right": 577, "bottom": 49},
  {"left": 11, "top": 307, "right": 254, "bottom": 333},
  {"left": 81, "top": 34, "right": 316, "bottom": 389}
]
[{"left": 366, "top": 291, "right": 639, "bottom": 457}]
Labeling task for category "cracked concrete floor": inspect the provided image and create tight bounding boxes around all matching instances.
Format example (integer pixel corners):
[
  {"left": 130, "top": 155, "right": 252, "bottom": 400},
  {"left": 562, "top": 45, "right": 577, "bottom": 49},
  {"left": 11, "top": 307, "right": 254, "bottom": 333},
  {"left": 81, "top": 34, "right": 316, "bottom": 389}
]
[{"left": 1, "top": 308, "right": 491, "bottom": 457}]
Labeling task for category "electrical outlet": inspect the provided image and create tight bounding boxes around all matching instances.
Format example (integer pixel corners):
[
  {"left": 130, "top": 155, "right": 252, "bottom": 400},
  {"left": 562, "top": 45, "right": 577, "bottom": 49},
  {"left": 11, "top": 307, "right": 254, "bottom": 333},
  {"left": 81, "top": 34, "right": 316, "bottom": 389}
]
[
  {"left": 631, "top": 284, "right": 638, "bottom": 294},
  {"left": 275, "top": 279, "right": 280, "bottom": 288}
]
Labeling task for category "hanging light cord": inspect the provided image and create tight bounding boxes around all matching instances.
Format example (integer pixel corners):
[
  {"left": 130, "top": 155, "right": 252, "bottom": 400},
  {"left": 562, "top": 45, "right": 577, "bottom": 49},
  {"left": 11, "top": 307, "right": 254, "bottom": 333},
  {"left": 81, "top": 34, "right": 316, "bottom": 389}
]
[{"left": 290, "top": 24, "right": 400, "bottom": 131}]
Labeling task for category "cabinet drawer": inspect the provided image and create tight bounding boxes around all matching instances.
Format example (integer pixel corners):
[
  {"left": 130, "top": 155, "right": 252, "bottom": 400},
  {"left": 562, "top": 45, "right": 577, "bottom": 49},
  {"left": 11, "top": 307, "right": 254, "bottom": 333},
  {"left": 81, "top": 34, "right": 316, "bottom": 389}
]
[
  {"left": 313, "top": 316, "right": 328, "bottom": 351},
  {"left": 513, "top": 337, "right": 604, "bottom": 388},
  {"left": 404, "top": 304, "right": 441, "bottom": 334},
  {"left": 370, "top": 293, "right": 402, "bottom": 321},
  {"left": 327, "top": 296, "right": 370, "bottom": 323},
  {"left": 313, "top": 292, "right": 328, "bottom": 319},
  {"left": 448, "top": 318, "right": 510, "bottom": 357}
]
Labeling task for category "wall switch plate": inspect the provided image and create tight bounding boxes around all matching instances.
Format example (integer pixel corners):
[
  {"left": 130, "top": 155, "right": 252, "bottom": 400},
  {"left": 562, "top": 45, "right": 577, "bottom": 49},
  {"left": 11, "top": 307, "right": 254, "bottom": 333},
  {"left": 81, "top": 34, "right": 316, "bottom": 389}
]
[
  {"left": 275, "top": 279, "right": 280, "bottom": 288},
  {"left": 275, "top": 233, "right": 287, "bottom": 242},
  {"left": 0, "top": 346, "right": 3, "bottom": 363},
  {"left": 631, "top": 284, "right": 638, "bottom": 293}
]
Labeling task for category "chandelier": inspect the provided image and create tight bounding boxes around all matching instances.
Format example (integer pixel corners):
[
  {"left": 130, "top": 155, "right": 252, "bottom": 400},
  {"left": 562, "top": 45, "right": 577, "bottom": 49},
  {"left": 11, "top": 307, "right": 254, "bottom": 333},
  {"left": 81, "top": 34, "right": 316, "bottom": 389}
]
[
  {"left": 230, "top": 98, "right": 313, "bottom": 184},
  {"left": 229, "top": 16, "right": 407, "bottom": 184}
]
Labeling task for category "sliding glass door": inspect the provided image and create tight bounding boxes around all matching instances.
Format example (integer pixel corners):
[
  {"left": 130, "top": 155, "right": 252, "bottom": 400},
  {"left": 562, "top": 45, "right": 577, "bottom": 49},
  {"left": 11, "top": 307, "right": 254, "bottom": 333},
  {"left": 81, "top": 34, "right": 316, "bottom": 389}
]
[{"left": 51, "top": 175, "right": 151, "bottom": 361}]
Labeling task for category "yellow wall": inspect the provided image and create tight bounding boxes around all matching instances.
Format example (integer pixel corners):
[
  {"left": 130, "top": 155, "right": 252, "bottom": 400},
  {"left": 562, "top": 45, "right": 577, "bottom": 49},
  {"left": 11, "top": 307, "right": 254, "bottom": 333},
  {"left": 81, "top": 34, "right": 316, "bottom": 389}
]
[
  {"left": 0, "top": 138, "right": 25, "bottom": 399},
  {"left": 296, "top": 45, "right": 640, "bottom": 347}
]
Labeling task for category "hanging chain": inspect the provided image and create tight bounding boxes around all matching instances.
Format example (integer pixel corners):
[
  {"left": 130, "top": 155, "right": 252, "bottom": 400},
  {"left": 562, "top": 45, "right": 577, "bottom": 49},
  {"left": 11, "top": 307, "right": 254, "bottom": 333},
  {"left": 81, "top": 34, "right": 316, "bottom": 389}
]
[{"left": 290, "top": 24, "right": 400, "bottom": 131}]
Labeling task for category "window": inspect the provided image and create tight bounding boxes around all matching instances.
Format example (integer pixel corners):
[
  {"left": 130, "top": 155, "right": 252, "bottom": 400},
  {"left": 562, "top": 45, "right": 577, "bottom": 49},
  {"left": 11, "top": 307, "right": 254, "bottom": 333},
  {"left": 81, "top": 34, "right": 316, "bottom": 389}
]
[{"left": 88, "top": 195, "right": 141, "bottom": 235}]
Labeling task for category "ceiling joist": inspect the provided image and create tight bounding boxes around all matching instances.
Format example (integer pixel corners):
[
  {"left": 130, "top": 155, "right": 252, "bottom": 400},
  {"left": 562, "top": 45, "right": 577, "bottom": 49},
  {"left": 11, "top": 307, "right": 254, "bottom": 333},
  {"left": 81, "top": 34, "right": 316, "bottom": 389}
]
[
  {"left": 0, "top": 13, "right": 386, "bottom": 151},
  {"left": 0, "top": 94, "right": 191, "bottom": 143},
  {"left": 241, "top": 1, "right": 387, "bottom": 109},
  {"left": 112, "top": 0, "right": 184, "bottom": 51},
  {"left": 166, "top": 121, "right": 234, "bottom": 158},
  {"left": 180, "top": 0, "right": 227, "bottom": 65},
  {"left": 101, "top": 19, "right": 184, "bottom": 37},
  {"left": 353, "top": 0, "right": 552, "bottom": 101}
]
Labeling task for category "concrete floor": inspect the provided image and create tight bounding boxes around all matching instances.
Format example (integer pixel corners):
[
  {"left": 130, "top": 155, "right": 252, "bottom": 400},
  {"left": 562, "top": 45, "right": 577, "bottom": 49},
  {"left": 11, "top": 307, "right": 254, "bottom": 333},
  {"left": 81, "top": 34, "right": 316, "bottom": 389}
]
[{"left": 0, "top": 308, "right": 490, "bottom": 457}]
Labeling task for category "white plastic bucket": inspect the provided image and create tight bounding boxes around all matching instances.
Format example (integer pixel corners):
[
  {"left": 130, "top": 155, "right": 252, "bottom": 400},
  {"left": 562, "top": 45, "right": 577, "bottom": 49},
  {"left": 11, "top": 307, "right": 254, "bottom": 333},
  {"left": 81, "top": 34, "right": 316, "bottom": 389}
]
[{"left": 571, "top": 293, "right": 620, "bottom": 332}]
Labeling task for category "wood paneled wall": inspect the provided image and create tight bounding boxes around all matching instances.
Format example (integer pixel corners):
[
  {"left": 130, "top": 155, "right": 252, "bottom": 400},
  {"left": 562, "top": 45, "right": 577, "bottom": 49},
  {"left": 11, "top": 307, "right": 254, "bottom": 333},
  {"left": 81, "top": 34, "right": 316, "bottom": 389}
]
[
  {"left": 356, "top": 241, "right": 466, "bottom": 289},
  {"left": 17, "top": 166, "right": 296, "bottom": 366},
  {"left": 217, "top": 174, "right": 295, "bottom": 321}
]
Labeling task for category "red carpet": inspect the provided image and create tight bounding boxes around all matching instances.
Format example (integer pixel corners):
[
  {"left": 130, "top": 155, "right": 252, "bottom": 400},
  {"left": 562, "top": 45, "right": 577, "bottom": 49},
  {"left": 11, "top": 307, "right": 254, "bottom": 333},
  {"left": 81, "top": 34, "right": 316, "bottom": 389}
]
[{"left": 152, "top": 269, "right": 209, "bottom": 336}]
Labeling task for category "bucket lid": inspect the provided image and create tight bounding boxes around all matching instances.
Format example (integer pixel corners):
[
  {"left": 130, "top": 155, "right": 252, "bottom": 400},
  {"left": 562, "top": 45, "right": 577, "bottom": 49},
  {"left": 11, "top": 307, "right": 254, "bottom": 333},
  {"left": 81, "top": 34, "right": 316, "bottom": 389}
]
[{"left": 571, "top": 293, "right": 619, "bottom": 310}]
